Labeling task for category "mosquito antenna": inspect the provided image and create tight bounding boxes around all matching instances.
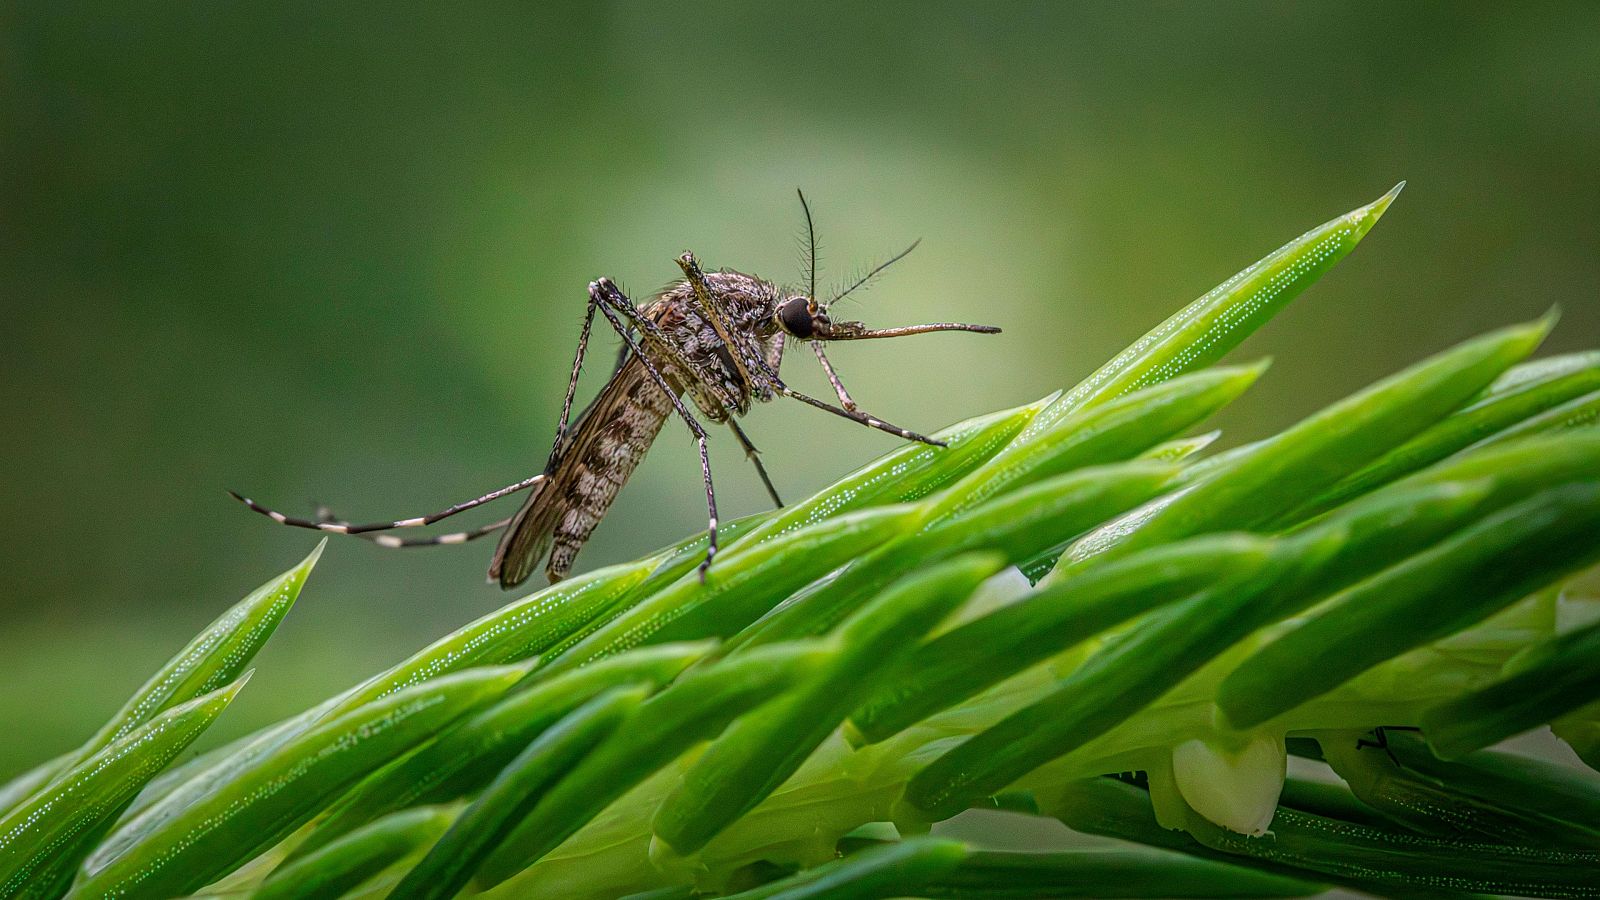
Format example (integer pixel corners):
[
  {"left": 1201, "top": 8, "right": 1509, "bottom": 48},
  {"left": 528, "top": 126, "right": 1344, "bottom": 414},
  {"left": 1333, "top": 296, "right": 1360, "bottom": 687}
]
[
  {"left": 796, "top": 188, "right": 818, "bottom": 301},
  {"left": 826, "top": 238, "right": 921, "bottom": 308}
]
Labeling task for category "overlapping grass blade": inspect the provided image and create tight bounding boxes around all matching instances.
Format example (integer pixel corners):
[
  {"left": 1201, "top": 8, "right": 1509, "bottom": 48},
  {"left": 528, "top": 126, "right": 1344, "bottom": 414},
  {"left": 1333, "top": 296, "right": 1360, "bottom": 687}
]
[
  {"left": 390, "top": 687, "right": 647, "bottom": 900},
  {"left": 923, "top": 363, "right": 1266, "bottom": 520},
  {"left": 539, "top": 506, "right": 918, "bottom": 674},
  {"left": 652, "top": 554, "right": 1003, "bottom": 856},
  {"left": 1219, "top": 481, "right": 1600, "bottom": 730},
  {"left": 1421, "top": 616, "right": 1600, "bottom": 759},
  {"left": 906, "top": 479, "right": 1493, "bottom": 817},
  {"left": 1046, "top": 776, "right": 1600, "bottom": 898},
  {"left": 1318, "top": 729, "right": 1600, "bottom": 847},
  {"left": 255, "top": 806, "right": 454, "bottom": 900},
  {"left": 731, "top": 461, "right": 1180, "bottom": 648},
  {"left": 296, "top": 642, "right": 712, "bottom": 861},
  {"left": 475, "top": 641, "right": 833, "bottom": 888},
  {"left": 0, "top": 678, "right": 244, "bottom": 898},
  {"left": 75, "top": 665, "right": 526, "bottom": 899},
  {"left": 1292, "top": 347, "right": 1600, "bottom": 519},
  {"left": 1052, "top": 315, "right": 1553, "bottom": 575},
  {"left": 849, "top": 534, "right": 1277, "bottom": 744}
]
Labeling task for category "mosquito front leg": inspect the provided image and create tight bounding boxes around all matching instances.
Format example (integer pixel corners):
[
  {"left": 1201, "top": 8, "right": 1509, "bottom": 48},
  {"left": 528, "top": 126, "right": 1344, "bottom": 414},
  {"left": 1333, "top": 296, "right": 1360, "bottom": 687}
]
[
  {"left": 809, "top": 342, "right": 859, "bottom": 411},
  {"left": 547, "top": 290, "right": 601, "bottom": 471},
  {"left": 589, "top": 280, "right": 723, "bottom": 581},
  {"left": 774, "top": 380, "right": 945, "bottom": 447},
  {"left": 727, "top": 418, "right": 783, "bottom": 508},
  {"left": 589, "top": 277, "right": 705, "bottom": 385},
  {"left": 229, "top": 473, "right": 545, "bottom": 536}
]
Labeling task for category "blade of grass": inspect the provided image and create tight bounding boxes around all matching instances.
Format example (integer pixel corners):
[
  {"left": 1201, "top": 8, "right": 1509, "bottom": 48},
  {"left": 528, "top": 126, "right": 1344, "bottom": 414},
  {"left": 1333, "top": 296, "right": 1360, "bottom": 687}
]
[
  {"left": 389, "top": 686, "right": 648, "bottom": 900},
  {"left": 255, "top": 806, "right": 455, "bottom": 900},
  {"left": 1052, "top": 315, "right": 1554, "bottom": 576},
  {"left": 848, "top": 534, "right": 1277, "bottom": 745},
  {"left": 652, "top": 554, "right": 1004, "bottom": 856},
  {"left": 0, "top": 678, "right": 244, "bottom": 898},
  {"left": 76, "top": 664, "right": 527, "bottom": 899},
  {"left": 1219, "top": 482, "right": 1600, "bottom": 730},
  {"left": 297, "top": 641, "right": 713, "bottom": 859},
  {"left": 1017, "top": 184, "right": 1402, "bottom": 441},
  {"left": 1421, "top": 616, "right": 1600, "bottom": 759},
  {"left": 475, "top": 641, "right": 833, "bottom": 888}
]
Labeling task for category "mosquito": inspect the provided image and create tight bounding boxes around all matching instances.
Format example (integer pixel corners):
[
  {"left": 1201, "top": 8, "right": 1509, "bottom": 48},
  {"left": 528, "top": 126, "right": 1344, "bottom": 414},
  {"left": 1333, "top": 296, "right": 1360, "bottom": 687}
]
[{"left": 233, "top": 192, "right": 1001, "bottom": 588}]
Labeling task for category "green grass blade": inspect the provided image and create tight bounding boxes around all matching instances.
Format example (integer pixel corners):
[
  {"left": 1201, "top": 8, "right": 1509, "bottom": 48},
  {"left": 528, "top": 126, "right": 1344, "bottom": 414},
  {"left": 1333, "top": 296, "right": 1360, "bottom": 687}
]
[
  {"left": 1472, "top": 386, "right": 1600, "bottom": 447},
  {"left": 75, "top": 664, "right": 526, "bottom": 899},
  {"left": 1054, "top": 315, "right": 1554, "bottom": 574},
  {"left": 729, "top": 398, "right": 1049, "bottom": 550},
  {"left": 849, "top": 534, "right": 1276, "bottom": 745},
  {"left": 1139, "top": 430, "right": 1222, "bottom": 463},
  {"left": 652, "top": 554, "right": 1003, "bottom": 856},
  {"left": 389, "top": 686, "right": 647, "bottom": 900},
  {"left": 1319, "top": 729, "right": 1600, "bottom": 846},
  {"left": 82, "top": 543, "right": 320, "bottom": 766},
  {"left": 475, "top": 641, "right": 833, "bottom": 888},
  {"left": 1047, "top": 776, "right": 1600, "bottom": 898},
  {"left": 731, "top": 461, "right": 1179, "bottom": 649},
  {"left": 718, "top": 837, "right": 968, "bottom": 900},
  {"left": 297, "top": 641, "right": 712, "bottom": 859},
  {"left": 1017, "top": 184, "right": 1402, "bottom": 442},
  {"left": 0, "top": 677, "right": 244, "bottom": 898},
  {"left": 255, "top": 806, "right": 454, "bottom": 900},
  {"left": 903, "top": 541, "right": 1310, "bottom": 820},
  {"left": 1291, "top": 352, "right": 1600, "bottom": 519},
  {"left": 1421, "top": 616, "right": 1600, "bottom": 759},
  {"left": 923, "top": 846, "right": 1322, "bottom": 898},
  {"left": 925, "top": 364, "right": 1265, "bottom": 520},
  {"left": 1482, "top": 348, "right": 1600, "bottom": 397},
  {"left": 540, "top": 506, "right": 919, "bottom": 674},
  {"left": 1219, "top": 482, "right": 1600, "bottom": 730}
]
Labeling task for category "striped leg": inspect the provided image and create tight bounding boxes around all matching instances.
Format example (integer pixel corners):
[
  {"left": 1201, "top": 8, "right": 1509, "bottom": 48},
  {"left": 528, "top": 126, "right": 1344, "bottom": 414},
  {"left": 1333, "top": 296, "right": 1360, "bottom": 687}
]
[
  {"left": 312, "top": 505, "right": 511, "bottom": 548},
  {"left": 773, "top": 379, "right": 945, "bottom": 447},
  {"left": 589, "top": 279, "right": 722, "bottom": 581},
  {"left": 809, "top": 342, "right": 860, "bottom": 411},
  {"left": 546, "top": 288, "right": 600, "bottom": 471},
  {"left": 727, "top": 419, "right": 783, "bottom": 508},
  {"left": 229, "top": 472, "right": 544, "bottom": 536}
]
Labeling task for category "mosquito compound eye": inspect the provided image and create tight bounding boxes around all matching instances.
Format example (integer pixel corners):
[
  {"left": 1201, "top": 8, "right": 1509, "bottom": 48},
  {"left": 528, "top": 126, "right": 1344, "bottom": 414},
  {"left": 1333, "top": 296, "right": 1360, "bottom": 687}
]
[{"left": 778, "top": 297, "right": 815, "bottom": 338}]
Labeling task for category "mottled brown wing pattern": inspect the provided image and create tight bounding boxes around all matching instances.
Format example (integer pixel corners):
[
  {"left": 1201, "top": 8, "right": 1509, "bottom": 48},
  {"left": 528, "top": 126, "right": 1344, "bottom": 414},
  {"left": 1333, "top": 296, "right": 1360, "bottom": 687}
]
[{"left": 488, "top": 350, "right": 678, "bottom": 587}]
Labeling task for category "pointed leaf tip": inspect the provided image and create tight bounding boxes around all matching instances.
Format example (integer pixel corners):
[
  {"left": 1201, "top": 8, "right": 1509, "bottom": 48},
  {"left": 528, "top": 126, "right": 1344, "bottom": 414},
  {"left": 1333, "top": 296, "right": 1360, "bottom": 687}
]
[{"left": 1349, "top": 181, "right": 1406, "bottom": 239}]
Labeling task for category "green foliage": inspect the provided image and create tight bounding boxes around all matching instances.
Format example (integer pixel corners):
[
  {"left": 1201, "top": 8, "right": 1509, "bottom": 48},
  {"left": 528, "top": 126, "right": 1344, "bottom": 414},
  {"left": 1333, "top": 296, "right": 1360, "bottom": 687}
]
[{"left": 4, "top": 185, "right": 1599, "bottom": 899}]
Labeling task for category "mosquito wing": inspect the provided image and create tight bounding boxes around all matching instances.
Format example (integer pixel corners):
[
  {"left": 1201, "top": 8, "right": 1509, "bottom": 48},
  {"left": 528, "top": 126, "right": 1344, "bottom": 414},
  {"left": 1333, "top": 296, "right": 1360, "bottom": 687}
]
[{"left": 490, "top": 350, "right": 676, "bottom": 588}]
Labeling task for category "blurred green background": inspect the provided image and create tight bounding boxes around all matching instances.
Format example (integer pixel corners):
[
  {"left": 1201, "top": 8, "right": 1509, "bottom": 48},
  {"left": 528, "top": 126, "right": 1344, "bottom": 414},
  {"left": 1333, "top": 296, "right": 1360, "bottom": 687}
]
[{"left": 2, "top": 2, "right": 1597, "bottom": 778}]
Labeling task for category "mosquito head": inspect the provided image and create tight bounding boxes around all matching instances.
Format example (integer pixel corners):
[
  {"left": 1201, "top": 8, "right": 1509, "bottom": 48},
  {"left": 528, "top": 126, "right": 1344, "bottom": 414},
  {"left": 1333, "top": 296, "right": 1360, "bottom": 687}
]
[{"left": 775, "top": 295, "right": 830, "bottom": 339}]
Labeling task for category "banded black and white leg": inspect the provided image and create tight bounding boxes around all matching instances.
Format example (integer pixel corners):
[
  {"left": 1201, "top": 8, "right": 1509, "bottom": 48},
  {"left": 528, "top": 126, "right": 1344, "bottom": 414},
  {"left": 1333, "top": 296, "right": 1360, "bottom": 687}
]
[
  {"left": 229, "top": 472, "right": 544, "bottom": 539},
  {"left": 312, "top": 504, "right": 512, "bottom": 548},
  {"left": 588, "top": 278, "right": 723, "bottom": 580}
]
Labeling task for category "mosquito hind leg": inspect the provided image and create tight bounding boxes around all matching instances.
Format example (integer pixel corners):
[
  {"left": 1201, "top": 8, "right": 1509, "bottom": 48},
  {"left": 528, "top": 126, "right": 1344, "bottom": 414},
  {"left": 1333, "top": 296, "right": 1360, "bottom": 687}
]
[
  {"left": 727, "top": 419, "right": 783, "bottom": 508},
  {"left": 313, "top": 504, "right": 511, "bottom": 548},
  {"left": 230, "top": 472, "right": 544, "bottom": 536},
  {"left": 589, "top": 279, "right": 722, "bottom": 581}
]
